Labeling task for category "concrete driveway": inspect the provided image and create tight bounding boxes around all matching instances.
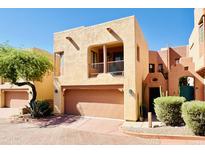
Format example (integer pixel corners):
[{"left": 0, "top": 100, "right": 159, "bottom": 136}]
[
  {"left": 0, "top": 116, "right": 157, "bottom": 144},
  {"left": 0, "top": 113, "right": 205, "bottom": 144},
  {"left": 0, "top": 108, "right": 20, "bottom": 118}
]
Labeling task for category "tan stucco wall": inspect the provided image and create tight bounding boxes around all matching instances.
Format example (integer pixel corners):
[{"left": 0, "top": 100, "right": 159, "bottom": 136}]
[{"left": 54, "top": 16, "right": 148, "bottom": 121}]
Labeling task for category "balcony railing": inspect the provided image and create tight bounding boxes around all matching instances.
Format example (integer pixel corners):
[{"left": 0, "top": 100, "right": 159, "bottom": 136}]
[
  {"left": 89, "top": 60, "right": 124, "bottom": 77},
  {"left": 107, "top": 60, "right": 124, "bottom": 75},
  {"left": 89, "top": 62, "right": 104, "bottom": 76}
]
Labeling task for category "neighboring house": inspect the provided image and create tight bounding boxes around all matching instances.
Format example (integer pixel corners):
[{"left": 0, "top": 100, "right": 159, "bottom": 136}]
[
  {"left": 144, "top": 46, "right": 204, "bottom": 113},
  {"left": 144, "top": 8, "right": 205, "bottom": 113},
  {"left": 0, "top": 48, "right": 54, "bottom": 109},
  {"left": 54, "top": 16, "right": 148, "bottom": 121},
  {"left": 52, "top": 8, "right": 205, "bottom": 121}
]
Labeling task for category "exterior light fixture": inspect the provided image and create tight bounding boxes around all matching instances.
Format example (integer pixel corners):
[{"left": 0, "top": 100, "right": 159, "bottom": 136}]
[{"left": 129, "top": 89, "right": 134, "bottom": 96}]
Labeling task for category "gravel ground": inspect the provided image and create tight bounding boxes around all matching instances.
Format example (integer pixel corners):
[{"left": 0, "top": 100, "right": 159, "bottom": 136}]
[{"left": 122, "top": 125, "right": 194, "bottom": 136}]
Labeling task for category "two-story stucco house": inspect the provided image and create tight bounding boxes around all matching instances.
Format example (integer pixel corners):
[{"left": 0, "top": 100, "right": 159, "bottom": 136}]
[
  {"left": 54, "top": 8, "right": 205, "bottom": 122},
  {"left": 53, "top": 16, "right": 148, "bottom": 121}
]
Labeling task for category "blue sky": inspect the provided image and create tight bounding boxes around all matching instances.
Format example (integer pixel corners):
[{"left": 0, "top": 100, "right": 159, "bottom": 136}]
[{"left": 0, "top": 8, "right": 194, "bottom": 52}]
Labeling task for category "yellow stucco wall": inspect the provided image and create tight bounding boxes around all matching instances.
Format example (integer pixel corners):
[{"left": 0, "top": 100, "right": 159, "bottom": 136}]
[
  {"left": 34, "top": 73, "right": 54, "bottom": 101},
  {"left": 0, "top": 48, "right": 54, "bottom": 108},
  {"left": 53, "top": 16, "right": 148, "bottom": 121}
]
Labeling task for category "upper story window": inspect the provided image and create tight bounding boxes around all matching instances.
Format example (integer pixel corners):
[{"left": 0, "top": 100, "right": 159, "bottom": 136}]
[
  {"left": 199, "top": 23, "right": 204, "bottom": 43},
  {"left": 158, "top": 64, "right": 163, "bottom": 73},
  {"left": 54, "top": 51, "right": 64, "bottom": 76},
  {"left": 175, "top": 58, "right": 180, "bottom": 65},
  {"left": 149, "top": 64, "right": 155, "bottom": 73}
]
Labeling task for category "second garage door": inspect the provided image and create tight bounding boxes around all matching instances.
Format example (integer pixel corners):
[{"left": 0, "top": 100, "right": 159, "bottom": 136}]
[
  {"left": 65, "top": 89, "right": 124, "bottom": 119},
  {"left": 5, "top": 91, "right": 29, "bottom": 108}
]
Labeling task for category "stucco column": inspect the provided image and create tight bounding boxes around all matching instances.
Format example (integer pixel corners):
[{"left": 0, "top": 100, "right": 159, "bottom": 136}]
[
  {"left": 103, "top": 44, "right": 107, "bottom": 73},
  {"left": 204, "top": 79, "right": 205, "bottom": 100}
]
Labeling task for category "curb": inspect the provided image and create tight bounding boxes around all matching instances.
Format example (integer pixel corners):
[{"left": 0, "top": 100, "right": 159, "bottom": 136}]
[{"left": 122, "top": 128, "right": 205, "bottom": 141}]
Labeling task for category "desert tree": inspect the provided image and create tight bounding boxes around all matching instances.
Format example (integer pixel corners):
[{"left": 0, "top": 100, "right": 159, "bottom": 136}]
[{"left": 0, "top": 44, "right": 53, "bottom": 116}]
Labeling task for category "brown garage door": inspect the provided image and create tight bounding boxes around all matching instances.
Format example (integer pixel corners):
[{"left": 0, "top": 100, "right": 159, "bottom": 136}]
[
  {"left": 5, "top": 91, "right": 29, "bottom": 108},
  {"left": 65, "top": 89, "right": 124, "bottom": 119}
]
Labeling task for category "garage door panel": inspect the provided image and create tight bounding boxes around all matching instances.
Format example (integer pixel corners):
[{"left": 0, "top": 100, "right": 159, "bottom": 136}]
[
  {"left": 5, "top": 91, "right": 29, "bottom": 108},
  {"left": 65, "top": 89, "right": 124, "bottom": 119}
]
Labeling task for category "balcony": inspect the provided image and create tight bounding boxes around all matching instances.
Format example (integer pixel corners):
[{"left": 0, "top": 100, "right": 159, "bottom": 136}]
[
  {"left": 88, "top": 42, "right": 124, "bottom": 78},
  {"left": 89, "top": 60, "right": 124, "bottom": 77}
]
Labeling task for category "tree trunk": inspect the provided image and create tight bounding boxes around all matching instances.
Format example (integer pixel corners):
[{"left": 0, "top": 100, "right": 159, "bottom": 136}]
[{"left": 13, "top": 82, "right": 37, "bottom": 110}]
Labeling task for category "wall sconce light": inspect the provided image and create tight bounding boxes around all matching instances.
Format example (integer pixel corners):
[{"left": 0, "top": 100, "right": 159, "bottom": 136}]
[
  {"left": 129, "top": 89, "right": 134, "bottom": 96},
  {"left": 55, "top": 89, "right": 58, "bottom": 93}
]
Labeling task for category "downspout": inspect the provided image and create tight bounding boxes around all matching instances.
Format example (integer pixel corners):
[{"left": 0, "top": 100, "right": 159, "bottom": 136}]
[{"left": 203, "top": 15, "right": 205, "bottom": 100}]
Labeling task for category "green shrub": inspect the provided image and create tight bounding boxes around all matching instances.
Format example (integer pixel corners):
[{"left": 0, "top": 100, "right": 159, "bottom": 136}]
[
  {"left": 154, "top": 96, "right": 186, "bottom": 126},
  {"left": 26, "top": 100, "right": 52, "bottom": 118},
  {"left": 182, "top": 101, "right": 205, "bottom": 136}
]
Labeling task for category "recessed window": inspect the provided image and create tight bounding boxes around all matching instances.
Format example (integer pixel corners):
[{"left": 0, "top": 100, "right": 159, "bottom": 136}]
[
  {"left": 158, "top": 64, "right": 163, "bottom": 73},
  {"left": 175, "top": 58, "right": 180, "bottom": 65},
  {"left": 55, "top": 51, "right": 64, "bottom": 76},
  {"left": 152, "top": 78, "right": 158, "bottom": 82},
  {"left": 88, "top": 42, "right": 124, "bottom": 77},
  {"left": 137, "top": 45, "right": 140, "bottom": 62},
  {"left": 149, "top": 64, "right": 155, "bottom": 73},
  {"left": 184, "top": 66, "right": 189, "bottom": 71}
]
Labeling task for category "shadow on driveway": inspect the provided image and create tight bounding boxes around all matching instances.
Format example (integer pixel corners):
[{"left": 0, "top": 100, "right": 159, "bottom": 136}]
[{"left": 29, "top": 114, "right": 82, "bottom": 128}]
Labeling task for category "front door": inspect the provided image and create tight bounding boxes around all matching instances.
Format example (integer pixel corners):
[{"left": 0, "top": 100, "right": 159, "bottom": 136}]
[{"left": 149, "top": 87, "right": 160, "bottom": 113}]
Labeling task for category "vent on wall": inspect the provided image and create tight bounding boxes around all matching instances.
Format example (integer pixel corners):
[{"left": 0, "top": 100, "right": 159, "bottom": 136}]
[{"left": 184, "top": 66, "right": 189, "bottom": 71}]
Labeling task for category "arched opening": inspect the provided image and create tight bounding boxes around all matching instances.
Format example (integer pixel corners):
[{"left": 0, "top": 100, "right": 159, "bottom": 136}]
[{"left": 179, "top": 76, "right": 195, "bottom": 101}]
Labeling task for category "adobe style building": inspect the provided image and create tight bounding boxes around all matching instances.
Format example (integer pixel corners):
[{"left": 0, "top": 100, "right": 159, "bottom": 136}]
[
  {"left": 54, "top": 8, "right": 205, "bottom": 121},
  {"left": 0, "top": 48, "right": 54, "bottom": 109},
  {"left": 54, "top": 16, "right": 148, "bottom": 121}
]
